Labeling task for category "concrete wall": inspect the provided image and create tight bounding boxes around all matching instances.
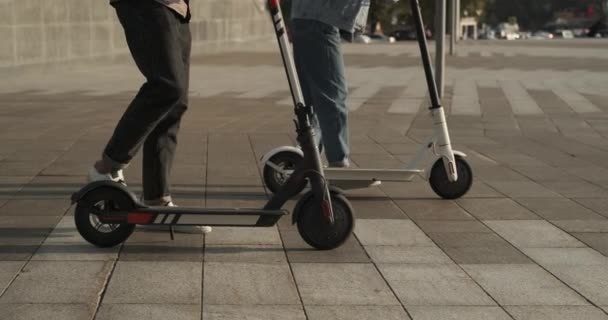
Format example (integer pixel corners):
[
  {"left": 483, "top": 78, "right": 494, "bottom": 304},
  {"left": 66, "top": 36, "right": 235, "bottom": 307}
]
[{"left": 0, "top": 0, "right": 273, "bottom": 68}]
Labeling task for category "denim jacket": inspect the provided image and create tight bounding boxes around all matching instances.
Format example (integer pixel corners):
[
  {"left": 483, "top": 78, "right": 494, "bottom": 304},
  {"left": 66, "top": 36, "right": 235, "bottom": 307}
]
[{"left": 291, "top": 0, "right": 370, "bottom": 33}]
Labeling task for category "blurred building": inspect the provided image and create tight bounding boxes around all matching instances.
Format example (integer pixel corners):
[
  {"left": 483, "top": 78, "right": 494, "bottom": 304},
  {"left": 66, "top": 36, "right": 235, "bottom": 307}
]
[{"left": 0, "top": 0, "right": 273, "bottom": 69}]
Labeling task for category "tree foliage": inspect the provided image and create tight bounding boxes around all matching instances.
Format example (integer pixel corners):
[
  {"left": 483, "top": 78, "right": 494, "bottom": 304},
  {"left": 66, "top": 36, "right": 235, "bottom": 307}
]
[{"left": 368, "top": 0, "right": 606, "bottom": 32}]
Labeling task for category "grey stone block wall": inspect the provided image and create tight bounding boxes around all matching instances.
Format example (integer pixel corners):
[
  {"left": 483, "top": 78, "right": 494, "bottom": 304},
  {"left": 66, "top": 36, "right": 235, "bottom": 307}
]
[{"left": 0, "top": 0, "right": 273, "bottom": 68}]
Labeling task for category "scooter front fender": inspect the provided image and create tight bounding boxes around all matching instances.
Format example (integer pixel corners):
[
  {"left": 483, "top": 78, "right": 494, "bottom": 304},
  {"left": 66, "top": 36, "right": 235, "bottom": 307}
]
[
  {"left": 71, "top": 180, "right": 139, "bottom": 206},
  {"left": 423, "top": 150, "right": 467, "bottom": 180},
  {"left": 260, "top": 146, "right": 303, "bottom": 168}
]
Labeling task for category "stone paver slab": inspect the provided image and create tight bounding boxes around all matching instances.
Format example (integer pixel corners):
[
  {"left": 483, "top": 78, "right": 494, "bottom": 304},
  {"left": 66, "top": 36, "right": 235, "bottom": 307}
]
[
  {"left": 281, "top": 230, "right": 369, "bottom": 263},
  {"left": 205, "top": 244, "right": 286, "bottom": 264},
  {"left": 204, "top": 305, "right": 306, "bottom": 320},
  {"left": 0, "top": 261, "right": 112, "bottom": 304},
  {"left": 0, "top": 304, "right": 93, "bottom": 320},
  {"left": 306, "top": 306, "right": 410, "bottom": 320},
  {"left": 394, "top": 200, "right": 474, "bottom": 221},
  {"left": 547, "top": 265, "right": 608, "bottom": 305},
  {"left": 416, "top": 220, "right": 492, "bottom": 233},
  {"left": 379, "top": 181, "right": 438, "bottom": 199},
  {"left": 120, "top": 230, "right": 203, "bottom": 261},
  {"left": 442, "top": 245, "right": 532, "bottom": 264},
  {"left": 485, "top": 220, "right": 585, "bottom": 248},
  {"left": 0, "top": 199, "right": 71, "bottom": 216},
  {"left": 204, "top": 262, "right": 299, "bottom": 305},
  {"left": 292, "top": 263, "right": 399, "bottom": 306},
  {"left": 541, "top": 181, "right": 608, "bottom": 198},
  {"left": 485, "top": 181, "right": 562, "bottom": 198},
  {"left": 407, "top": 306, "right": 512, "bottom": 320},
  {"left": 350, "top": 199, "right": 408, "bottom": 219},
  {"left": 0, "top": 215, "right": 60, "bottom": 231},
  {"left": 462, "top": 180, "right": 504, "bottom": 198},
  {"left": 456, "top": 198, "right": 539, "bottom": 220},
  {"left": 574, "top": 198, "right": 608, "bottom": 218},
  {"left": 506, "top": 306, "right": 608, "bottom": 320},
  {"left": 354, "top": 219, "right": 434, "bottom": 246},
  {"left": 96, "top": 304, "right": 200, "bottom": 320},
  {"left": 378, "top": 264, "right": 495, "bottom": 306},
  {"left": 32, "top": 216, "right": 119, "bottom": 261},
  {"left": 103, "top": 261, "right": 201, "bottom": 304},
  {"left": 427, "top": 231, "right": 511, "bottom": 248},
  {"left": 551, "top": 220, "right": 608, "bottom": 233},
  {"left": 516, "top": 198, "right": 604, "bottom": 220},
  {"left": 365, "top": 246, "right": 452, "bottom": 264},
  {"left": 0, "top": 262, "right": 24, "bottom": 295},
  {"left": 522, "top": 248, "right": 608, "bottom": 265},
  {"left": 573, "top": 233, "right": 608, "bottom": 256},
  {"left": 204, "top": 226, "right": 282, "bottom": 246},
  {"left": 462, "top": 264, "right": 588, "bottom": 306}
]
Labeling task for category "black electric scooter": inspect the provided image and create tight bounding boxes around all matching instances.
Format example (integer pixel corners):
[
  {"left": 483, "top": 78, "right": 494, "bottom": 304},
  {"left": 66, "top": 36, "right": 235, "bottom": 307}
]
[{"left": 71, "top": 0, "right": 354, "bottom": 250}]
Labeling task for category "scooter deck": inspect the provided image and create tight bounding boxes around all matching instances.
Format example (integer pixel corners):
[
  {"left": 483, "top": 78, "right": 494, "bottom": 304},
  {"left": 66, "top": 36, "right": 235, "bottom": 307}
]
[
  {"left": 325, "top": 168, "right": 422, "bottom": 181},
  {"left": 324, "top": 168, "right": 423, "bottom": 190},
  {"left": 115, "top": 207, "right": 287, "bottom": 227}
]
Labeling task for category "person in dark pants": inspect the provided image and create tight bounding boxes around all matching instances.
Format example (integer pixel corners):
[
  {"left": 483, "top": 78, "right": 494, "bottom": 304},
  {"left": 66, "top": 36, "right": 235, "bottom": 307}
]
[
  {"left": 290, "top": 0, "right": 370, "bottom": 168},
  {"left": 89, "top": 0, "right": 211, "bottom": 234}
]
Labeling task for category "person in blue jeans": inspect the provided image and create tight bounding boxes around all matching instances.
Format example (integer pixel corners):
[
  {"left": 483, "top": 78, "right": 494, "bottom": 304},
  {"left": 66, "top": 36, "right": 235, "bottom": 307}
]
[{"left": 290, "top": 0, "right": 370, "bottom": 167}]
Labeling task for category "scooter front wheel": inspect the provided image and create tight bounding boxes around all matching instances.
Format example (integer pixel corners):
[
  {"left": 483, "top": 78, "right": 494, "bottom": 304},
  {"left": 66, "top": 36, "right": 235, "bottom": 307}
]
[
  {"left": 74, "top": 187, "right": 136, "bottom": 248},
  {"left": 263, "top": 150, "right": 307, "bottom": 195},
  {"left": 429, "top": 156, "right": 473, "bottom": 199},
  {"left": 295, "top": 191, "right": 355, "bottom": 250}
]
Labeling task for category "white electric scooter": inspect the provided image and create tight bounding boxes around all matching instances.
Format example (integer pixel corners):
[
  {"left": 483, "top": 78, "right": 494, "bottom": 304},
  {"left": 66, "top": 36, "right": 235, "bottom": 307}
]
[{"left": 261, "top": 0, "right": 473, "bottom": 199}]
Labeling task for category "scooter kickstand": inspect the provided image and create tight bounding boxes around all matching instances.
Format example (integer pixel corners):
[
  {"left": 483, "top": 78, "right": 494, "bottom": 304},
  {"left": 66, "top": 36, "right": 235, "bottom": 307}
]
[{"left": 169, "top": 225, "right": 175, "bottom": 240}]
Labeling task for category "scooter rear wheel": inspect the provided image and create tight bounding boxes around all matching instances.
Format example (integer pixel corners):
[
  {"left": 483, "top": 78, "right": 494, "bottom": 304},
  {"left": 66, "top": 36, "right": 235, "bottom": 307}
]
[
  {"left": 295, "top": 191, "right": 354, "bottom": 250},
  {"left": 263, "top": 150, "right": 307, "bottom": 195},
  {"left": 429, "top": 156, "right": 473, "bottom": 199},
  {"left": 74, "top": 187, "right": 136, "bottom": 248}
]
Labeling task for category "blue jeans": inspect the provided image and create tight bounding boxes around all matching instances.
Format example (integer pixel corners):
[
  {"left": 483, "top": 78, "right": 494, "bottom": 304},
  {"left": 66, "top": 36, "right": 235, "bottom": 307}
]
[{"left": 292, "top": 19, "right": 350, "bottom": 164}]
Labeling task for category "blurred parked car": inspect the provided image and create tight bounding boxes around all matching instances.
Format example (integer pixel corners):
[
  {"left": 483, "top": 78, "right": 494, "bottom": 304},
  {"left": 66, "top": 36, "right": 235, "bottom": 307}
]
[
  {"left": 366, "top": 34, "right": 397, "bottom": 43},
  {"left": 389, "top": 28, "right": 431, "bottom": 41},
  {"left": 390, "top": 29, "right": 417, "bottom": 41},
  {"left": 530, "top": 31, "right": 554, "bottom": 40},
  {"left": 498, "top": 22, "right": 520, "bottom": 40},
  {"left": 595, "top": 29, "right": 608, "bottom": 38},
  {"left": 588, "top": 20, "right": 608, "bottom": 37},
  {"left": 353, "top": 33, "right": 371, "bottom": 44},
  {"left": 553, "top": 29, "right": 574, "bottom": 39},
  {"left": 518, "top": 31, "right": 532, "bottom": 40},
  {"left": 478, "top": 29, "right": 496, "bottom": 40},
  {"left": 572, "top": 28, "right": 590, "bottom": 38}
]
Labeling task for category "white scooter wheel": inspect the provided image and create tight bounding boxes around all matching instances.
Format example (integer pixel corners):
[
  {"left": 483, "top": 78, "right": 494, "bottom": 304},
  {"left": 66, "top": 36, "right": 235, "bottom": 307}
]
[
  {"left": 263, "top": 150, "right": 307, "bottom": 195},
  {"left": 429, "top": 155, "right": 473, "bottom": 199}
]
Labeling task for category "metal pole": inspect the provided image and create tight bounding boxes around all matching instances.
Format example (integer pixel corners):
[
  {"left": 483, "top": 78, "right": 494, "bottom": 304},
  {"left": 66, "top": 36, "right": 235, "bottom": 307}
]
[
  {"left": 435, "top": 0, "right": 446, "bottom": 98},
  {"left": 456, "top": 0, "right": 461, "bottom": 40},
  {"left": 449, "top": 0, "right": 456, "bottom": 55}
]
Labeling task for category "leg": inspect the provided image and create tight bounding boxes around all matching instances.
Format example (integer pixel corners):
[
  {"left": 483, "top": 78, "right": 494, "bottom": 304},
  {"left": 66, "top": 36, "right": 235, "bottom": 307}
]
[
  {"left": 101, "top": 2, "right": 190, "bottom": 171},
  {"left": 292, "top": 19, "right": 349, "bottom": 165},
  {"left": 142, "top": 18, "right": 191, "bottom": 203}
]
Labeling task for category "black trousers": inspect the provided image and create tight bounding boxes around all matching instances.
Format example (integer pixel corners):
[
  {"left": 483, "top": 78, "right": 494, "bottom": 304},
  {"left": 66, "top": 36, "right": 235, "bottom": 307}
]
[{"left": 104, "top": 1, "right": 191, "bottom": 202}]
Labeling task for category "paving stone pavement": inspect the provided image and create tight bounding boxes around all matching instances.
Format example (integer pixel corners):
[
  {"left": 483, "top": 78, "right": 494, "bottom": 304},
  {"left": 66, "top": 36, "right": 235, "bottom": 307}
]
[{"left": 1, "top": 39, "right": 608, "bottom": 319}]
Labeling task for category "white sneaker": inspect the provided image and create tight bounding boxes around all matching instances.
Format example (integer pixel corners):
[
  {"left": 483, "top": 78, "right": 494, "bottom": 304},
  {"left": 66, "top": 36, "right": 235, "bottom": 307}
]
[
  {"left": 140, "top": 201, "right": 212, "bottom": 234},
  {"left": 88, "top": 167, "right": 126, "bottom": 185}
]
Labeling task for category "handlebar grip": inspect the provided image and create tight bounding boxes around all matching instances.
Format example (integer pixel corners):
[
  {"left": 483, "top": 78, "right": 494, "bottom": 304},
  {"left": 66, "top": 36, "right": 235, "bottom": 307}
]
[{"left": 268, "top": 0, "right": 280, "bottom": 10}]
